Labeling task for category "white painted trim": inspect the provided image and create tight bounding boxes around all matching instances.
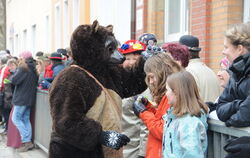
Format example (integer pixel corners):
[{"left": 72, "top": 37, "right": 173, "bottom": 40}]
[
  {"left": 22, "top": 29, "right": 27, "bottom": 51},
  {"left": 31, "top": 24, "right": 37, "bottom": 54},
  {"left": 54, "top": 2, "right": 61, "bottom": 50},
  {"left": 63, "top": 0, "right": 69, "bottom": 47},
  {"left": 165, "top": 0, "right": 189, "bottom": 42},
  {"left": 44, "top": 14, "right": 51, "bottom": 53},
  {"left": 72, "top": 0, "right": 80, "bottom": 30},
  {"left": 244, "top": 0, "right": 250, "bottom": 23},
  {"left": 14, "top": 34, "right": 19, "bottom": 55}
]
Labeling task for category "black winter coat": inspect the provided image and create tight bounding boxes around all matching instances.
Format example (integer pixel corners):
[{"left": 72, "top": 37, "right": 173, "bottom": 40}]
[
  {"left": 3, "top": 73, "right": 15, "bottom": 109},
  {"left": 11, "top": 58, "right": 38, "bottom": 106},
  {"left": 216, "top": 52, "right": 250, "bottom": 127}
]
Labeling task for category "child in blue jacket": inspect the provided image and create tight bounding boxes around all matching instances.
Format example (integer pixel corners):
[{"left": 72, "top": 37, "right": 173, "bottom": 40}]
[{"left": 162, "top": 71, "right": 209, "bottom": 158}]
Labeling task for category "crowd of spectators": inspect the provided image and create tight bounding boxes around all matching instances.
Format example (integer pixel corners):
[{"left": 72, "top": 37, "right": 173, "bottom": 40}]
[
  {"left": 0, "top": 22, "right": 249, "bottom": 157},
  {"left": 0, "top": 48, "right": 71, "bottom": 152}
]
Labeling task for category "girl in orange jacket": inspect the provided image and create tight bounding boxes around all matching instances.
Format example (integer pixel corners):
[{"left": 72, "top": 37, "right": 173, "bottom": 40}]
[{"left": 133, "top": 53, "right": 182, "bottom": 158}]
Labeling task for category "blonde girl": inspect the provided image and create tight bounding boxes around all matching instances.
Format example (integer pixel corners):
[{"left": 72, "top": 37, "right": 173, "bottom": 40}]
[{"left": 162, "top": 70, "right": 209, "bottom": 158}]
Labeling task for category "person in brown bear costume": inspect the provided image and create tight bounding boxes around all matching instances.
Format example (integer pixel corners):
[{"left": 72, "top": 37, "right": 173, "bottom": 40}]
[{"left": 48, "top": 20, "right": 148, "bottom": 158}]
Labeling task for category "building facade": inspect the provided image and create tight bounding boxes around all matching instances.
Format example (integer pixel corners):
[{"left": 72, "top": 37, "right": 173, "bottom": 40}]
[
  {"left": 5, "top": 0, "right": 250, "bottom": 71},
  {"left": 6, "top": 0, "right": 52, "bottom": 56},
  {"left": 6, "top": 0, "right": 131, "bottom": 56},
  {"left": 135, "top": 0, "right": 250, "bottom": 70}
]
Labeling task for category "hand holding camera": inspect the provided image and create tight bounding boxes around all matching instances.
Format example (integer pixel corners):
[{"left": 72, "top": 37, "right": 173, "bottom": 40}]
[{"left": 133, "top": 96, "right": 148, "bottom": 117}]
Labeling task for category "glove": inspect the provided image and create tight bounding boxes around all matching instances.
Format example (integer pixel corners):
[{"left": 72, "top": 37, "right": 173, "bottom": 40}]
[
  {"left": 205, "top": 102, "right": 217, "bottom": 113},
  {"left": 224, "top": 136, "right": 250, "bottom": 158},
  {"left": 225, "top": 143, "right": 250, "bottom": 158},
  {"left": 133, "top": 96, "right": 148, "bottom": 117},
  {"left": 100, "top": 131, "right": 130, "bottom": 150},
  {"left": 41, "top": 80, "right": 50, "bottom": 89},
  {"left": 225, "top": 120, "right": 232, "bottom": 127}
]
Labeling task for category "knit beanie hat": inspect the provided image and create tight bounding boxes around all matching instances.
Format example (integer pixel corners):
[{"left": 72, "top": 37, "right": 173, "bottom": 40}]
[{"left": 19, "top": 51, "right": 33, "bottom": 59}]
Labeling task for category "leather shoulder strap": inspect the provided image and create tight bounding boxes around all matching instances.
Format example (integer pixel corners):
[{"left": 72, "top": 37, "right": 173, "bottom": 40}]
[{"left": 71, "top": 65, "right": 119, "bottom": 107}]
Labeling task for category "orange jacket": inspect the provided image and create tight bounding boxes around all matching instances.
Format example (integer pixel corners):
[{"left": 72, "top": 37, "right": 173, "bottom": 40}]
[{"left": 139, "top": 96, "right": 170, "bottom": 158}]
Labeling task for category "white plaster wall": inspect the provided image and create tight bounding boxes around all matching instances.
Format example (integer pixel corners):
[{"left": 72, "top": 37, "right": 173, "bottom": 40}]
[
  {"left": 6, "top": 0, "right": 51, "bottom": 56},
  {"left": 90, "top": 0, "right": 131, "bottom": 44}
]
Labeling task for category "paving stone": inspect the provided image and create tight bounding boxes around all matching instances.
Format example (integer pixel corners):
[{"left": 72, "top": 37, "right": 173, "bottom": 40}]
[{"left": 0, "top": 134, "right": 47, "bottom": 158}]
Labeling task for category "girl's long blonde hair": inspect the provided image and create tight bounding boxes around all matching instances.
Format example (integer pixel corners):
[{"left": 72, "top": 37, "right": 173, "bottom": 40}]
[
  {"left": 167, "top": 71, "right": 208, "bottom": 117},
  {"left": 144, "top": 53, "right": 182, "bottom": 104}
]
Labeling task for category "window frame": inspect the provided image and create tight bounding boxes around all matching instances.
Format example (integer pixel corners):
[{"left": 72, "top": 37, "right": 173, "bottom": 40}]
[
  {"left": 164, "top": 0, "right": 189, "bottom": 42},
  {"left": 72, "top": 0, "right": 80, "bottom": 30},
  {"left": 54, "top": 2, "right": 61, "bottom": 49},
  {"left": 44, "top": 14, "right": 50, "bottom": 53},
  {"left": 63, "top": 0, "right": 69, "bottom": 47},
  {"left": 244, "top": 0, "right": 250, "bottom": 23}
]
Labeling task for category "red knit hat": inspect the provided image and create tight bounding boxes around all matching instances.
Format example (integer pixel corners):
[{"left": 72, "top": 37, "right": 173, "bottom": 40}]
[{"left": 118, "top": 40, "right": 146, "bottom": 55}]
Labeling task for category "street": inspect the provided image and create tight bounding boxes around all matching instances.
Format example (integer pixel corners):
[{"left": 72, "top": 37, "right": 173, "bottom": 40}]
[{"left": 0, "top": 133, "right": 47, "bottom": 158}]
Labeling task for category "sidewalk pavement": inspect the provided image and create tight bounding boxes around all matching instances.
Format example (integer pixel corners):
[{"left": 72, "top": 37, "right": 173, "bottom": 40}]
[{"left": 0, "top": 133, "right": 47, "bottom": 158}]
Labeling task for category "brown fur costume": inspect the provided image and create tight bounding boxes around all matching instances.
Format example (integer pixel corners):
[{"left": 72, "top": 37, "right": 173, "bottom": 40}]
[{"left": 48, "top": 21, "right": 147, "bottom": 158}]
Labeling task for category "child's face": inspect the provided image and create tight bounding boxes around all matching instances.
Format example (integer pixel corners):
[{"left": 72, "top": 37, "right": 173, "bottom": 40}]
[
  {"left": 217, "top": 63, "right": 230, "bottom": 88},
  {"left": 9, "top": 64, "right": 17, "bottom": 71},
  {"left": 165, "top": 83, "right": 176, "bottom": 106},
  {"left": 122, "top": 53, "right": 140, "bottom": 68},
  {"left": 146, "top": 72, "right": 157, "bottom": 87}
]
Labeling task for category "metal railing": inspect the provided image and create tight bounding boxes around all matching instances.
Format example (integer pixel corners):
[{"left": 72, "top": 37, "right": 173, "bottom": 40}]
[
  {"left": 34, "top": 89, "right": 52, "bottom": 153},
  {"left": 33, "top": 90, "right": 250, "bottom": 157},
  {"left": 207, "top": 118, "right": 250, "bottom": 158}
]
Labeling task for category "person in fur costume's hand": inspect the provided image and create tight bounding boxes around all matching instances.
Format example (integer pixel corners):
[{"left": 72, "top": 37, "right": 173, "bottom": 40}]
[{"left": 48, "top": 20, "right": 147, "bottom": 158}]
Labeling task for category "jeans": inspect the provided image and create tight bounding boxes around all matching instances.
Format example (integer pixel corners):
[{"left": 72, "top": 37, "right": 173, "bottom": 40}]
[{"left": 12, "top": 105, "right": 32, "bottom": 143}]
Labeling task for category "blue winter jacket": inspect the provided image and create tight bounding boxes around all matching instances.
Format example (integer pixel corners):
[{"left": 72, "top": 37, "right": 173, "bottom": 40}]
[
  {"left": 162, "top": 107, "right": 208, "bottom": 158},
  {"left": 41, "top": 63, "right": 65, "bottom": 89}
]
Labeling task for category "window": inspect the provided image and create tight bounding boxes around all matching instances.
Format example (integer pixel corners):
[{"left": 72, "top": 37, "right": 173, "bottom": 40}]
[
  {"left": 9, "top": 37, "right": 14, "bottom": 55},
  {"left": 31, "top": 25, "right": 36, "bottom": 54},
  {"left": 64, "top": 0, "right": 69, "bottom": 47},
  {"left": 8, "top": 23, "right": 14, "bottom": 54},
  {"left": 244, "top": 0, "right": 250, "bottom": 23},
  {"left": 165, "top": 0, "right": 189, "bottom": 42},
  {"left": 45, "top": 15, "right": 50, "bottom": 52},
  {"left": 73, "top": 0, "right": 80, "bottom": 30},
  {"left": 55, "top": 4, "right": 61, "bottom": 49},
  {"left": 23, "top": 29, "right": 27, "bottom": 51},
  {"left": 136, "top": 9, "right": 143, "bottom": 31},
  {"left": 15, "top": 34, "right": 19, "bottom": 55}
]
